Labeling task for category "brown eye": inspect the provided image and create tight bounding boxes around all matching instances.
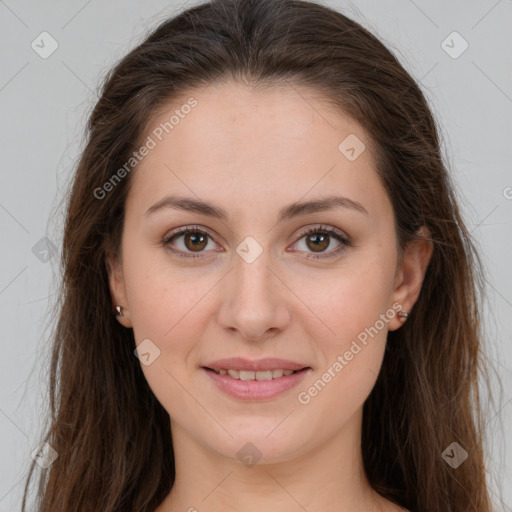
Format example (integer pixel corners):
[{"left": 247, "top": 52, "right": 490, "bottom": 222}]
[
  {"left": 163, "top": 226, "right": 216, "bottom": 259},
  {"left": 305, "top": 232, "right": 330, "bottom": 252},
  {"left": 184, "top": 232, "right": 208, "bottom": 251},
  {"left": 293, "top": 225, "right": 351, "bottom": 260}
]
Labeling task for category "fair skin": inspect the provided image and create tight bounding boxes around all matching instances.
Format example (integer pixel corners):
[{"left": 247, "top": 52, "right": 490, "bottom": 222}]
[{"left": 107, "top": 81, "right": 432, "bottom": 512}]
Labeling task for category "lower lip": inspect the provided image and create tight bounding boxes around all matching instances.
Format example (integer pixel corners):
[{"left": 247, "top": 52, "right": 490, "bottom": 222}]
[{"left": 203, "top": 367, "right": 312, "bottom": 400}]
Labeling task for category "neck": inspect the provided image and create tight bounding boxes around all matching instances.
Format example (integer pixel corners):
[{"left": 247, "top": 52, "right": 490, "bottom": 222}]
[{"left": 157, "top": 408, "right": 392, "bottom": 512}]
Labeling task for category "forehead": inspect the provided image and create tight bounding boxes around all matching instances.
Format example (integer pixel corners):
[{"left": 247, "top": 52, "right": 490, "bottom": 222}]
[
  {"left": 127, "top": 81, "right": 391, "bottom": 221},
  {"left": 144, "top": 80, "right": 368, "bottom": 160}
]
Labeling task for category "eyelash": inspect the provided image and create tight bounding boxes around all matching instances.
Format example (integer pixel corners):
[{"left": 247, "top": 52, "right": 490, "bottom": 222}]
[{"left": 162, "top": 225, "right": 351, "bottom": 260}]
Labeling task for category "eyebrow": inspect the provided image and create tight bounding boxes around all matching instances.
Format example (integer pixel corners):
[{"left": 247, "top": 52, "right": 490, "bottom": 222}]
[{"left": 144, "top": 194, "right": 369, "bottom": 221}]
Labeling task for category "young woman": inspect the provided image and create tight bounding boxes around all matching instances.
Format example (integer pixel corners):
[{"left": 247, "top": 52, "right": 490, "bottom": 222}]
[{"left": 22, "top": 0, "right": 494, "bottom": 510}]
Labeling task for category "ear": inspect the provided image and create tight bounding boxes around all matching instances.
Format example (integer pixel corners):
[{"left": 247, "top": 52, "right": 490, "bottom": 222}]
[
  {"left": 388, "top": 226, "right": 433, "bottom": 331},
  {"left": 105, "top": 248, "right": 133, "bottom": 328}
]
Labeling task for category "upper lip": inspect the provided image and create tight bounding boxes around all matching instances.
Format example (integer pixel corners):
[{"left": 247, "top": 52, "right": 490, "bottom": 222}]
[{"left": 203, "top": 357, "right": 310, "bottom": 372}]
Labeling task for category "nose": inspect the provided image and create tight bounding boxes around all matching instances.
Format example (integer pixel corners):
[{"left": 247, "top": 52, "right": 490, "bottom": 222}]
[{"left": 216, "top": 245, "right": 292, "bottom": 342}]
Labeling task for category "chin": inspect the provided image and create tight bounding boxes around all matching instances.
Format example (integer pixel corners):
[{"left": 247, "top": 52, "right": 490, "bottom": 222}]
[{"left": 206, "top": 423, "right": 309, "bottom": 465}]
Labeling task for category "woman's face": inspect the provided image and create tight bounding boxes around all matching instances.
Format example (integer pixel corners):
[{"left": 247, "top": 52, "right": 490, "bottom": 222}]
[{"left": 108, "top": 81, "right": 430, "bottom": 464}]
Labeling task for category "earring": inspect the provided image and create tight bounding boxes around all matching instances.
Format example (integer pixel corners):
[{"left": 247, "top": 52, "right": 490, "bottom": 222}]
[
  {"left": 397, "top": 311, "right": 409, "bottom": 322},
  {"left": 114, "top": 305, "right": 123, "bottom": 317}
]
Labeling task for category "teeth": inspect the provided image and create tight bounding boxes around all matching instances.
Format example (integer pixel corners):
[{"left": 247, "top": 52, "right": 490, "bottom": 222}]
[
  {"left": 240, "top": 370, "right": 256, "bottom": 381},
  {"left": 214, "top": 368, "right": 298, "bottom": 380},
  {"left": 256, "top": 370, "right": 273, "bottom": 381}
]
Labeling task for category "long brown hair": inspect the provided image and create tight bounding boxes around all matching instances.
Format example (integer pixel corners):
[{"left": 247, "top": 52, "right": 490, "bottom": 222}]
[{"left": 22, "top": 0, "right": 496, "bottom": 510}]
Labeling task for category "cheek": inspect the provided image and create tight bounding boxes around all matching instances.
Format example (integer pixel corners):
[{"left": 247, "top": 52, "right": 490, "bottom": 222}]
[
  {"left": 122, "top": 233, "right": 210, "bottom": 340},
  {"left": 128, "top": 275, "right": 211, "bottom": 350},
  {"left": 122, "top": 260, "right": 213, "bottom": 412},
  {"left": 294, "top": 253, "right": 396, "bottom": 340},
  {"left": 291, "top": 247, "right": 396, "bottom": 404},
  {"left": 296, "top": 270, "right": 391, "bottom": 425}
]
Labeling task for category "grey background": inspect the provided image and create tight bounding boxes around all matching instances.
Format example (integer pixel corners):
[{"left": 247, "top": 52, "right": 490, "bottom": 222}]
[{"left": 1, "top": 0, "right": 511, "bottom": 510}]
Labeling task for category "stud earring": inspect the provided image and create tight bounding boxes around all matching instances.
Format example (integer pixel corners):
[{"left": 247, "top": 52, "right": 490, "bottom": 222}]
[
  {"left": 397, "top": 311, "right": 409, "bottom": 322},
  {"left": 114, "top": 305, "right": 123, "bottom": 317}
]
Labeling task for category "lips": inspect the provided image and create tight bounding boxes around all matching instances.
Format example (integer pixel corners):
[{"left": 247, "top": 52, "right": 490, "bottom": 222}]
[{"left": 201, "top": 357, "right": 312, "bottom": 400}]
